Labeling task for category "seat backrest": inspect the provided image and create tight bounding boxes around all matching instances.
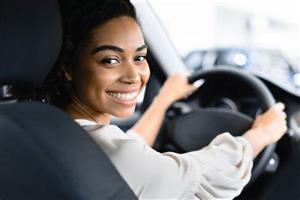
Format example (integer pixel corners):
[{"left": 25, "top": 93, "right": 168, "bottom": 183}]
[{"left": 0, "top": 0, "right": 137, "bottom": 199}]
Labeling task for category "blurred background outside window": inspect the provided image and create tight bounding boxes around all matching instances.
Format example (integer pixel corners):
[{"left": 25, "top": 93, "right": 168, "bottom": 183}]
[{"left": 149, "top": 0, "right": 300, "bottom": 92}]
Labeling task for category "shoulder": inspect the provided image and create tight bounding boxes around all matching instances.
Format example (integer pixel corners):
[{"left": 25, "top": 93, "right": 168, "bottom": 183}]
[{"left": 75, "top": 119, "right": 123, "bottom": 134}]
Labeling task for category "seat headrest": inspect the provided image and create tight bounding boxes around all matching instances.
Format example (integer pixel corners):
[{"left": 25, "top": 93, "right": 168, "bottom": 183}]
[{"left": 0, "top": 0, "right": 62, "bottom": 85}]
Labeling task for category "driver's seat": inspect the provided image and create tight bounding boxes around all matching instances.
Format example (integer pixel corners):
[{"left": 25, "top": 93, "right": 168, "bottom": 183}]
[{"left": 0, "top": 0, "right": 136, "bottom": 199}]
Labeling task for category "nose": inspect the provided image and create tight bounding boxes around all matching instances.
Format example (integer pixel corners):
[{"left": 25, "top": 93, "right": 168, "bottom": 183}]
[{"left": 121, "top": 61, "right": 141, "bottom": 84}]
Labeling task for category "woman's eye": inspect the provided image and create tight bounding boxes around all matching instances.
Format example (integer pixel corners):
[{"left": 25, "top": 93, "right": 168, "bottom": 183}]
[
  {"left": 135, "top": 55, "right": 146, "bottom": 62},
  {"left": 100, "top": 58, "right": 119, "bottom": 65}
]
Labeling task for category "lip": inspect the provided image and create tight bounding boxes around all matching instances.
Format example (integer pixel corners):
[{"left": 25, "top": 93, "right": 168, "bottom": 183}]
[{"left": 106, "top": 87, "right": 140, "bottom": 93}]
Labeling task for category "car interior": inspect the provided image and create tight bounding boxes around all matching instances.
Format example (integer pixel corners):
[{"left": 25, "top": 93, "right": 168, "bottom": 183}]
[{"left": 1, "top": 0, "right": 300, "bottom": 199}]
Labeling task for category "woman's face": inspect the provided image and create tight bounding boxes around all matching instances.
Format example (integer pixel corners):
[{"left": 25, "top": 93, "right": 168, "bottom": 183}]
[{"left": 70, "top": 16, "right": 150, "bottom": 120}]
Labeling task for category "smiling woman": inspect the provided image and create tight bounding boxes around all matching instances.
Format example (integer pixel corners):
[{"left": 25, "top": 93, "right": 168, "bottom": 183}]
[
  {"left": 43, "top": 0, "right": 287, "bottom": 199},
  {"left": 64, "top": 16, "right": 150, "bottom": 122}
]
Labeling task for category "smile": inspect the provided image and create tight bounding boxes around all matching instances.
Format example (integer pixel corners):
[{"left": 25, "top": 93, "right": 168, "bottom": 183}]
[{"left": 106, "top": 91, "right": 139, "bottom": 101}]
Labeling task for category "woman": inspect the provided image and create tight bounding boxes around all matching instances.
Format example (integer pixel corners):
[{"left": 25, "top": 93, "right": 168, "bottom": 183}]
[{"left": 46, "top": 0, "right": 287, "bottom": 199}]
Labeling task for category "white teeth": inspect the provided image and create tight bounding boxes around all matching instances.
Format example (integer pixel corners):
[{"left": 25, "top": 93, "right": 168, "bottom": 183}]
[{"left": 107, "top": 91, "right": 138, "bottom": 101}]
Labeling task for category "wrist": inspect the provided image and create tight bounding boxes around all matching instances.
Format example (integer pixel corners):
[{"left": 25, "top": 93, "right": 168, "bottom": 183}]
[
  {"left": 154, "top": 94, "right": 173, "bottom": 110},
  {"left": 242, "top": 128, "right": 268, "bottom": 158}
]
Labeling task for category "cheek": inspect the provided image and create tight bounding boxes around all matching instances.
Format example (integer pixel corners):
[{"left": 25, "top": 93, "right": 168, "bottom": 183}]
[
  {"left": 92, "top": 71, "right": 121, "bottom": 98},
  {"left": 98, "top": 70, "right": 120, "bottom": 85},
  {"left": 74, "top": 67, "right": 116, "bottom": 99},
  {"left": 140, "top": 63, "right": 150, "bottom": 86}
]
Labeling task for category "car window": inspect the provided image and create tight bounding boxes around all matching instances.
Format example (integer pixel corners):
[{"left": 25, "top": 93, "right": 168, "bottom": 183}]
[
  {"left": 149, "top": 0, "right": 300, "bottom": 94},
  {"left": 149, "top": 0, "right": 300, "bottom": 60}
]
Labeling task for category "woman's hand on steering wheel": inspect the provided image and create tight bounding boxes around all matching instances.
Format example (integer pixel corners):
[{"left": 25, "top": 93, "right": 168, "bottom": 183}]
[
  {"left": 156, "top": 74, "right": 200, "bottom": 108},
  {"left": 243, "top": 102, "right": 288, "bottom": 157}
]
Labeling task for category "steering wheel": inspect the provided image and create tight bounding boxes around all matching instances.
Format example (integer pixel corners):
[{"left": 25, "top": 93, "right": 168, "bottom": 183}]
[{"left": 165, "top": 67, "right": 276, "bottom": 183}]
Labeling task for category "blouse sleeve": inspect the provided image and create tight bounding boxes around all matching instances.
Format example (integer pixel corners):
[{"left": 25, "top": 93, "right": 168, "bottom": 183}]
[
  {"left": 181, "top": 132, "right": 253, "bottom": 199},
  {"left": 83, "top": 124, "right": 253, "bottom": 200},
  {"left": 125, "top": 129, "right": 147, "bottom": 144}
]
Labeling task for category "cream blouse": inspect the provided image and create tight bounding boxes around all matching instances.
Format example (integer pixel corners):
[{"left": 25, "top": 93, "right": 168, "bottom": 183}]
[{"left": 75, "top": 119, "right": 253, "bottom": 200}]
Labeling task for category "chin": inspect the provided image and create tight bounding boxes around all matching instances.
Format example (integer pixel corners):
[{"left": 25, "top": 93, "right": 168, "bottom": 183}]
[{"left": 112, "top": 108, "right": 136, "bottom": 119}]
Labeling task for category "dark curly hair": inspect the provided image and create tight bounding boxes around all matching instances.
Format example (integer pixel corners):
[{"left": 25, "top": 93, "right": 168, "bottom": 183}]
[{"left": 44, "top": 0, "right": 138, "bottom": 108}]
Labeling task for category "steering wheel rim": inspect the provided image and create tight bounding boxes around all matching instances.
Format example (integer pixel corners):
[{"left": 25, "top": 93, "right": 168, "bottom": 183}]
[{"left": 168, "top": 67, "right": 276, "bottom": 183}]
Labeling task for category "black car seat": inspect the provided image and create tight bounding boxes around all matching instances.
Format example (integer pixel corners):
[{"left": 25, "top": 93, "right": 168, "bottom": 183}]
[{"left": 0, "top": 0, "right": 137, "bottom": 199}]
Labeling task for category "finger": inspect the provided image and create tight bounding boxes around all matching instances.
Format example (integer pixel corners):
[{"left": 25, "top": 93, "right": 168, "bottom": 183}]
[
  {"left": 281, "top": 122, "right": 288, "bottom": 132},
  {"left": 281, "top": 112, "right": 287, "bottom": 119},
  {"left": 192, "top": 79, "right": 205, "bottom": 88},
  {"left": 274, "top": 102, "right": 285, "bottom": 111},
  {"left": 276, "top": 110, "right": 287, "bottom": 118},
  {"left": 190, "top": 85, "right": 199, "bottom": 93},
  {"left": 185, "top": 86, "right": 197, "bottom": 98},
  {"left": 187, "top": 80, "right": 205, "bottom": 95}
]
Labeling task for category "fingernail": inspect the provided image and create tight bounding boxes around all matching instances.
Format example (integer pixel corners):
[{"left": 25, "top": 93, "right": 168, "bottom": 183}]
[{"left": 193, "top": 79, "right": 205, "bottom": 88}]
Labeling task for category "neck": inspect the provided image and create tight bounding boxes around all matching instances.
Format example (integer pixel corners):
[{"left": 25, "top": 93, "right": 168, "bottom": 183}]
[{"left": 65, "top": 95, "right": 111, "bottom": 125}]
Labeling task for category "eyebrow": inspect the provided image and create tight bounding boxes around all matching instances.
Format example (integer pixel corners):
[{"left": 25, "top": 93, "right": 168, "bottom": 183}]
[{"left": 92, "top": 44, "right": 147, "bottom": 55}]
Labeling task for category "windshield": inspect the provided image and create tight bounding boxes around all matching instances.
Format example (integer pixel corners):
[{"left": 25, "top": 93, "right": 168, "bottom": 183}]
[
  {"left": 149, "top": 0, "right": 300, "bottom": 60},
  {"left": 149, "top": 0, "right": 300, "bottom": 94}
]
